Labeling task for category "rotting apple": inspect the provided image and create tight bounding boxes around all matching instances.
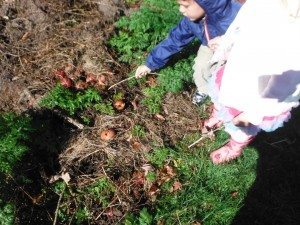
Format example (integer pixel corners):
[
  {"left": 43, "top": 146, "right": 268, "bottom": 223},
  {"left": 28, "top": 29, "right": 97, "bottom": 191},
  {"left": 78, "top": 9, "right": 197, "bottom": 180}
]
[
  {"left": 113, "top": 100, "right": 126, "bottom": 111},
  {"left": 100, "top": 129, "right": 116, "bottom": 141},
  {"left": 86, "top": 73, "right": 97, "bottom": 83},
  {"left": 98, "top": 74, "right": 106, "bottom": 86},
  {"left": 75, "top": 80, "right": 88, "bottom": 90}
]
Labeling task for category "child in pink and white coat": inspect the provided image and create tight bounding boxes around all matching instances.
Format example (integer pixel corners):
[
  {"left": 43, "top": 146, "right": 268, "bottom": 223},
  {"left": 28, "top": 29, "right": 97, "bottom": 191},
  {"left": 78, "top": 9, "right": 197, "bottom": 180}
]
[{"left": 204, "top": 0, "right": 300, "bottom": 164}]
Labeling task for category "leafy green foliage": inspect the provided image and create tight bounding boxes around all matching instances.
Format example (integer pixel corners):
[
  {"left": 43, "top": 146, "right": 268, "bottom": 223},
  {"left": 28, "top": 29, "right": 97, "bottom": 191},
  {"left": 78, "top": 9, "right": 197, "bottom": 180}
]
[
  {"left": 132, "top": 124, "right": 146, "bottom": 138},
  {"left": 147, "top": 147, "right": 171, "bottom": 168},
  {"left": 85, "top": 177, "right": 115, "bottom": 207},
  {"left": 158, "top": 56, "right": 194, "bottom": 92},
  {"left": 124, "top": 208, "right": 153, "bottom": 225},
  {"left": 53, "top": 178, "right": 115, "bottom": 224},
  {"left": 93, "top": 103, "right": 114, "bottom": 115},
  {"left": 75, "top": 207, "right": 90, "bottom": 225},
  {"left": 0, "top": 199, "right": 14, "bottom": 225},
  {"left": 144, "top": 131, "right": 258, "bottom": 224},
  {"left": 141, "top": 86, "right": 166, "bottom": 114},
  {"left": 40, "top": 84, "right": 114, "bottom": 116},
  {"left": 0, "top": 113, "right": 31, "bottom": 174},
  {"left": 110, "top": 0, "right": 195, "bottom": 113},
  {"left": 140, "top": 56, "right": 194, "bottom": 113},
  {"left": 110, "top": 0, "right": 180, "bottom": 64}
]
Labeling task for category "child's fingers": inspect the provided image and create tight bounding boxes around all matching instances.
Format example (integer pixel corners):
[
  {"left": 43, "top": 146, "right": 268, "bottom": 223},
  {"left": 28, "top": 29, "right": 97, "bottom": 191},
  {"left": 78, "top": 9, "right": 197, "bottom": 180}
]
[{"left": 135, "top": 65, "right": 150, "bottom": 78}]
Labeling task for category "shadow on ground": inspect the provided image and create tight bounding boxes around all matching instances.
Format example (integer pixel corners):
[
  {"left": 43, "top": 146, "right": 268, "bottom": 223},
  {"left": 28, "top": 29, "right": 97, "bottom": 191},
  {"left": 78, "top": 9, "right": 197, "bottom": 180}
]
[
  {"left": 0, "top": 109, "right": 78, "bottom": 225},
  {"left": 232, "top": 107, "right": 300, "bottom": 225}
]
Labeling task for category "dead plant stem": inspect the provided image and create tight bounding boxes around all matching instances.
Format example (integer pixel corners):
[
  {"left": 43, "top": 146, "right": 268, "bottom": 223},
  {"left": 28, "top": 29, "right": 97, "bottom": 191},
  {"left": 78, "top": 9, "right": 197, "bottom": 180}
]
[
  {"left": 53, "top": 184, "right": 66, "bottom": 225},
  {"left": 188, "top": 126, "right": 224, "bottom": 148}
]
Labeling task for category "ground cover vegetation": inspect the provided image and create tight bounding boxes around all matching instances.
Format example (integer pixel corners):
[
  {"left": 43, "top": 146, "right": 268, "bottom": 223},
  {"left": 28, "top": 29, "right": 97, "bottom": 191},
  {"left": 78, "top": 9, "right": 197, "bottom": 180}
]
[{"left": 1, "top": 0, "right": 299, "bottom": 225}]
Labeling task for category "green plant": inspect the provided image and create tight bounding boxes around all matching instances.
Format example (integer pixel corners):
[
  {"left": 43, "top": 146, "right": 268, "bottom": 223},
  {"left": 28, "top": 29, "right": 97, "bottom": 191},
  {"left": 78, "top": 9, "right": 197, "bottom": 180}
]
[
  {"left": 75, "top": 207, "right": 90, "bottom": 225},
  {"left": 84, "top": 177, "right": 115, "bottom": 207},
  {"left": 141, "top": 86, "right": 166, "bottom": 114},
  {"left": 147, "top": 147, "right": 171, "bottom": 168},
  {"left": 93, "top": 102, "right": 114, "bottom": 115},
  {"left": 158, "top": 56, "right": 194, "bottom": 93},
  {"left": 110, "top": 0, "right": 180, "bottom": 64},
  {"left": 0, "top": 199, "right": 14, "bottom": 225},
  {"left": 124, "top": 208, "right": 153, "bottom": 225},
  {"left": 0, "top": 113, "right": 31, "bottom": 174},
  {"left": 40, "top": 84, "right": 113, "bottom": 116},
  {"left": 147, "top": 131, "right": 257, "bottom": 224},
  {"left": 132, "top": 124, "right": 146, "bottom": 138},
  {"left": 113, "top": 92, "right": 125, "bottom": 101},
  {"left": 110, "top": 0, "right": 196, "bottom": 113}
]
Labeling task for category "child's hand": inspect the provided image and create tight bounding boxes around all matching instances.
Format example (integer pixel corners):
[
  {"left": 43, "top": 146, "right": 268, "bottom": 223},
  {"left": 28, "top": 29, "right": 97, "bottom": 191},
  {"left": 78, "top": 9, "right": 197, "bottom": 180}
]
[
  {"left": 208, "top": 36, "right": 222, "bottom": 51},
  {"left": 233, "top": 112, "right": 251, "bottom": 127},
  {"left": 135, "top": 65, "right": 151, "bottom": 78}
]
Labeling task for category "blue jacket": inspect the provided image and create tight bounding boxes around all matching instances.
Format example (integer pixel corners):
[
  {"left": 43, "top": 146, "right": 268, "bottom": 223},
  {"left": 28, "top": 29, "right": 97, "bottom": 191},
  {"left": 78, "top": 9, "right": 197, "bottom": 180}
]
[{"left": 146, "top": 0, "right": 242, "bottom": 71}]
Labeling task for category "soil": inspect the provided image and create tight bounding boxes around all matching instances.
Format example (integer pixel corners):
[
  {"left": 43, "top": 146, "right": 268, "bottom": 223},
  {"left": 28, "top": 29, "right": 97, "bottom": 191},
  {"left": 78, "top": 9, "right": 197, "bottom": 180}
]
[{"left": 0, "top": 1, "right": 202, "bottom": 224}]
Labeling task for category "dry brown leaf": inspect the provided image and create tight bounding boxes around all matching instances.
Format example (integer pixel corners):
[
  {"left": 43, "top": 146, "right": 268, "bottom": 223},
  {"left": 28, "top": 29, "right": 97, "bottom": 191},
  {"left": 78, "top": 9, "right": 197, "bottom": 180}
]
[
  {"left": 131, "top": 96, "right": 139, "bottom": 110},
  {"left": 31, "top": 194, "right": 44, "bottom": 205},
  {"left": 146, "top": 76, "right": 157, "bottom": 87},
  {"left": 86, "top": 73, "right": 97, "bottom": 83},
  {"left": 97, "top": 74, "right": 107, "bottom": 86},
  {"left": 157, "top": 165, "right": 177, "bottom": 185},
  {"left": 148, "top": 184, "right": 160, "bottom": 196},
  {"left": 103, "top": 208, "right": 114, "bottom": 218},
  {"left": 49, "top": 175, "right": 61, "bottom": 183},
  {"left": 49, "top": 172, "right": 71, "bottom": 185},
  {"left": 141, "top": 164, "right": 154, "bottom": 176},
  {"left": 132, "top": 171, "right": 145, "bottom": 186},
  {"left": 172, "top": 181, "right": 182, "bottom": 192},
  {"left": 192, "top": 222, "right": 202, "bottom": 225},
  {"left": 155, "top": 113, "right": 166, "bottom": 121},
  {"left": 132, "top": 189, "right": 141, "bottom": 199},
  {"left": 157, "top": 220, "right": 165, "bottom": 225},
  {"left": 131, "top": 141, "right": 142, "bottom": 150},
  {"left": 164, "top": 165, "right": 176, "bottom": 177},
  {"left": 112, "top": 208, "right": 123, "bottom": 217},
  {"left": 61, "top": 172, "right": 71, "bottom": 184},
  {"left": 231, "top": 191, "right": 238, "bottom": 198}
]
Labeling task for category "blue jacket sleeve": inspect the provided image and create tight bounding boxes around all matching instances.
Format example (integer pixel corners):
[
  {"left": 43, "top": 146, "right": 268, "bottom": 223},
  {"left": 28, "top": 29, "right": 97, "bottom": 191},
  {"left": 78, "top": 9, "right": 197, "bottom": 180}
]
[{"left": 145, "top": 17, "right": 198, "bottom": 71}]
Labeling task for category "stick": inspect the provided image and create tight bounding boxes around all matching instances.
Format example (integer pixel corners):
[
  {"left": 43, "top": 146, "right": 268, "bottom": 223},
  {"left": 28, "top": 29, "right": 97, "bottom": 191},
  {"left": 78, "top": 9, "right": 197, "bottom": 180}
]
[
  {"left": 53, "top": 184, "right": 66, "bottom": 225},
  {"left": 188, "top": 126, "right": 223, "bottom": 149},
  {"left": 188, "top": 135, "right": 207, "bottom": 149},
  {"left": 107, "top": 72, "right": 164, "bottom": 90},
  {"left": 54, "top": 109, "right": 84, "bottom": 129},
  {"left": 108, "top": 76, "right": 136, "bottom": 90}
]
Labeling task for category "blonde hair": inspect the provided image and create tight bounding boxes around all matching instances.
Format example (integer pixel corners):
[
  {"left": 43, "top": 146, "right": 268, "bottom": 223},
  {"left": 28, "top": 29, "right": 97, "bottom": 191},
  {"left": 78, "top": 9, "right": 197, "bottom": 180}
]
[{"left": 281, "top": 0, "right": 300, "bottom": 18}]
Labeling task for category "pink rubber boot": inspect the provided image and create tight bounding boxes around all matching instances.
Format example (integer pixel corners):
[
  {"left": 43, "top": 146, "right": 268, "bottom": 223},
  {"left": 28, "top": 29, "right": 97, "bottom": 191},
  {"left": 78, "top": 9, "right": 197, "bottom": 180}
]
[{"left": 210, "top": 138, "right": 253, "bottom": 164}]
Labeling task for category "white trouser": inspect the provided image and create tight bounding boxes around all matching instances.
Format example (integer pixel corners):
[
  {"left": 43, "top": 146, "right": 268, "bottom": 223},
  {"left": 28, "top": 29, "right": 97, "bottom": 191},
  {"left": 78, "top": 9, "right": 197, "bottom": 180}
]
[{"left": 192, "top": 45, "right": 214, "bottom": 94}]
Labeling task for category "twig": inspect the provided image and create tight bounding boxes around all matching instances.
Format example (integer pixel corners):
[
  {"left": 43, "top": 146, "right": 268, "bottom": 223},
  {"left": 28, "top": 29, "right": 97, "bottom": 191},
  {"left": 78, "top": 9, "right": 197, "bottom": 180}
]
[
  {"left": 108, "top": 76, "right": 136, "bottom": 90},
  {"left": 176, "top": 212, "right": 183, "bottom": 225},
  {"left": 54, "top": 109, "right": 84, "bottom": 129},
  {"left": 188, "top": 126, "right": 223, "bottom": 148},
  {"left": 188, "top": 135, "right": 207, "bottom": 149},
  {"left": 8, "top": 174, "right": 36, "bottom": 203},
  {"left": 108, "top": 72, "right": 165, "bottom": 90},
  {"left": 53, "top": 184, "right": 66, "bottom": 225}
]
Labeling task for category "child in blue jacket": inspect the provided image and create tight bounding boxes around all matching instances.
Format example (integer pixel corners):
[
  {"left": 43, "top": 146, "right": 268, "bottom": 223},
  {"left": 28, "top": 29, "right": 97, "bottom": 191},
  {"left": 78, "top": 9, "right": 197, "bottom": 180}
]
[{"left": 135, "top": 0, "right": 242, "bottom": 104}]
